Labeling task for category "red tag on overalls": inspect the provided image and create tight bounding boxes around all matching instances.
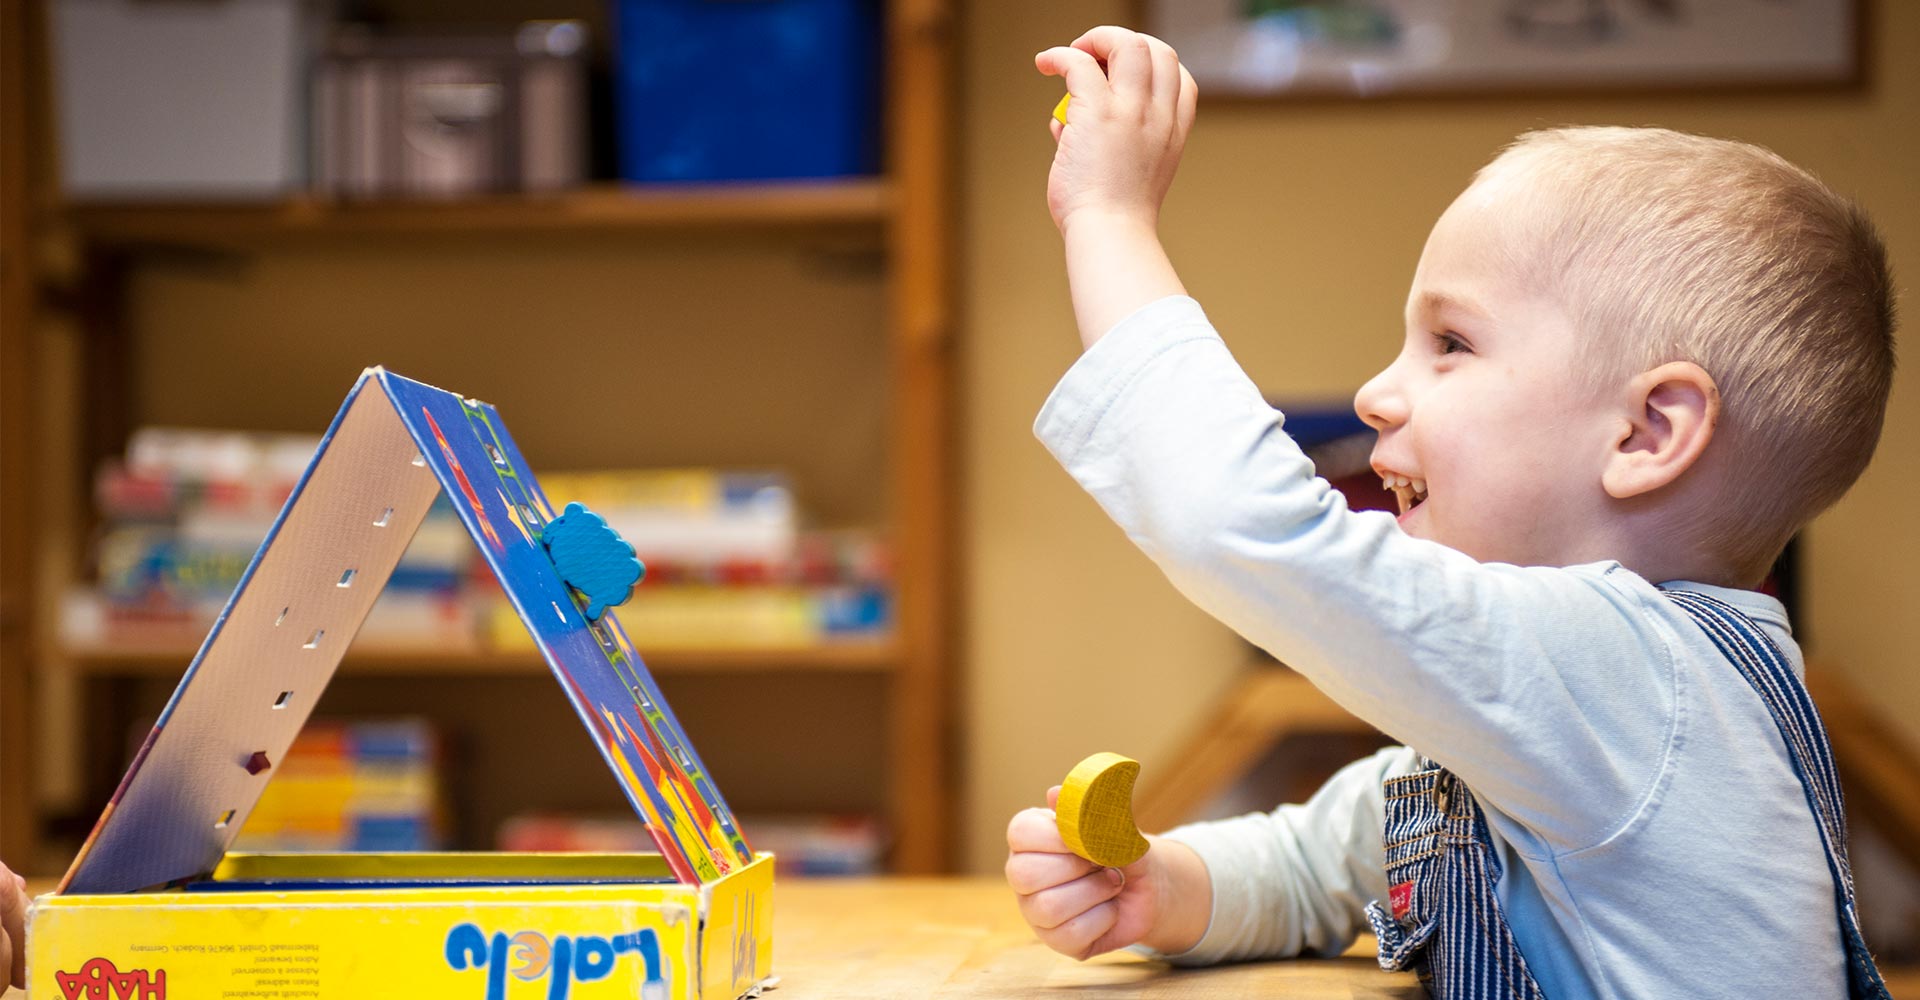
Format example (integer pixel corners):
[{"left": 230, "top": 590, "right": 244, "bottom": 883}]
[{"left": 1389, "top": 880, "right": 1414, "bottom": 920}]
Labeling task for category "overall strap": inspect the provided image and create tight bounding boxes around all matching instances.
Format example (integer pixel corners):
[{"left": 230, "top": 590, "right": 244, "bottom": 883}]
[{"left": 1663, "top": 588, "right": 1890, "bottom": 999}]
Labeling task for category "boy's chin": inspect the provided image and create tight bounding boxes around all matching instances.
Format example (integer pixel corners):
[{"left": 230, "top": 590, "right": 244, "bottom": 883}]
[{"left": 1396, "top": 511, "right": 1466, "bottom": 554}]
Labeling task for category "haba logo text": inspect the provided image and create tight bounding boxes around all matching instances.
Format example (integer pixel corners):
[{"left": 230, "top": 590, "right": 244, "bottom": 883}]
[{"left": 54, "top": 957, "right": 166, "bottom": 1000}]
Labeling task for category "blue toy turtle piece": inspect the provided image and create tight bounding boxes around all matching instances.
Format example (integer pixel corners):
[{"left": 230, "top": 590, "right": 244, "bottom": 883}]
[{"left": 543, "top": 501, "right": 645, "bottom": 621}]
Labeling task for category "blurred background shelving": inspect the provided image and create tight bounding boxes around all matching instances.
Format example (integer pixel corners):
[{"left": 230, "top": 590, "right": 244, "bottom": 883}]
[
  {"left": 64, "top": 179, "right": 892, "bottom": 244},
  {"left": 4, "top": 0, "right": 954, "bottom": 875},
  {"left": 63, "top": 641, "right": 903, "bottom": 677}
]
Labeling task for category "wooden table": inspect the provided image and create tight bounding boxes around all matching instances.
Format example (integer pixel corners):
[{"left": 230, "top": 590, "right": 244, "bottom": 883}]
[
  {"left": 767, "top": 877, "right": 1424, "bottom": 998},
  {"left": 18, "top": 875, "right": 1421, "bottom": 998}
]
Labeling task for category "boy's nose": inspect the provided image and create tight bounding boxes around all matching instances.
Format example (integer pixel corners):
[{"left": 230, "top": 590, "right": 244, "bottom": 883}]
[{"left": 1354, "top": 368, "right": 1406, "bottom": 431}]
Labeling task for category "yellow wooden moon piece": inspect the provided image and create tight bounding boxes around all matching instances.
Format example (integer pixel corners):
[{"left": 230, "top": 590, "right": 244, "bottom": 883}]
[
  {"left": 1053, "top": 93, "right": 1072, "bottom": 126},
  {"left": 1056, "top": 751, "right": 1149, "bottom": 868}
]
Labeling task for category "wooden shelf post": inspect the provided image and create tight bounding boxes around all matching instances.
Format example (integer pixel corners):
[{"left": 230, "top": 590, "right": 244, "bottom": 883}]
[
  {"left": 885, "top": 0, "right": 956, "bottom": 874},
  {"left": 1, "top": 0, "right": 48, "bottom": 864}
]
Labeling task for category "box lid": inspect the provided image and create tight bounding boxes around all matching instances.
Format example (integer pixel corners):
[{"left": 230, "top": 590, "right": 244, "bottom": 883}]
[{"left": 61, "top": 368, "right": 754, "bottom": 894}]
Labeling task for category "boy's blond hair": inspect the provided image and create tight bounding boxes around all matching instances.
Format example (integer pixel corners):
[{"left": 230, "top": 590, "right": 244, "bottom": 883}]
[{"left": 1479, "top": 126, "right": 1896, "bottom": 584}]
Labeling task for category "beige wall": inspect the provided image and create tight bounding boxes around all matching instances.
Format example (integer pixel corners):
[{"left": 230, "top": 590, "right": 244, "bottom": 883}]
[{"left": 958, "top": 2, "right": 1920, "bottom": 872}]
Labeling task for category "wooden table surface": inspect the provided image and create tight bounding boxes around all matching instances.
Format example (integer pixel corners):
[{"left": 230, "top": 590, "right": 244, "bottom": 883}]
[
  {"left": 765, "top": 876, "right": 1425, "bottom": 999},
  {"left": 766, "top": 878, "right": 1920, "bottom": 997}
]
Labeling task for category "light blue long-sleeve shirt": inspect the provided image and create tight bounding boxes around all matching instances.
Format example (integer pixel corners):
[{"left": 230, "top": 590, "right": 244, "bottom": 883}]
[{"left": 1034, "top": 295, "right": 1846, "bottom": 999}]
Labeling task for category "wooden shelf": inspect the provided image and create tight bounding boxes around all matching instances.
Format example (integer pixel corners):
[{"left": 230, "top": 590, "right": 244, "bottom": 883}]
[
  {"left": 25, "top": 0, "right": 955, "bottom": 871},
  {"left": 64, "top": 179, "right": 890, "bottom": 249},
  {"left": 62, "top": 637, "right": 901, "bottom": 677}
]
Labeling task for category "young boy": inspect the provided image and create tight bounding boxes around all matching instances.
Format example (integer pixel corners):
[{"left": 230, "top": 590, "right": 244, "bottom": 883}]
[{"left": 1005, "top": 25, "right": 1897, "bottom": 1000}]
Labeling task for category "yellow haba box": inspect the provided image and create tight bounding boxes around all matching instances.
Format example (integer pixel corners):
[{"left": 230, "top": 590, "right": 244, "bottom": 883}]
[
  {"left": 30, "top": 852, "right": 773, "bottom": 999},
  {"left": 28, "top": 370, "right": 777, "bottom": 999}
]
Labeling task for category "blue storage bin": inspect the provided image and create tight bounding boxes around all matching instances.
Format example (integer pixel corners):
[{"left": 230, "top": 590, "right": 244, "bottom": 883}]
[{"left": 613, "top": 0, "right": 882, "bottom": 183}]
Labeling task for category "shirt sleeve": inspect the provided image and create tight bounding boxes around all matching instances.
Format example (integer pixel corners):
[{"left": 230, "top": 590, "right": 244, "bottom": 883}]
[
  {"left": 1143, "top": 745, "right": 1418, "bottom": 965},
  {"left": 1034, "top": 295, "right": 1680, "bottom": 853}
]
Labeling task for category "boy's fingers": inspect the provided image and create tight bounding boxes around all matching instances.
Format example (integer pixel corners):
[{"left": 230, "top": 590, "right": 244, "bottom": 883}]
[
  {"left": 1050, "top": 117, "right": 1064, "bottom": 143},
  {"left": 1005, "top": 849, "right": 1100, "bottom": 895},
  {"left": 1087, "top": 921, "right": 1144, "bottom": 960},
  {"left": 1037, "top": 898, "right": 1120, "bottom": 960},
  {"left": 1068, "top": 24, "right": 1137, "bottom": 61},
  {"left": 1016, "top": 867, "right": 1125, "bottom": 931},
  {"left": 1045, "top": 784, "right": 1062, "bottom": 809},
  {"left": 1140, "top": 33, "right": 1181, "bottom": 108},
  {"left": 1070, "top": 26, "right": 1151, "bottom": 104},
  {"left": 1006, "top": 806, "right": 1070, "bottom": 853},
  {"left": 1035, "top": 45, "right": 1108, "bottom": 108},
  {"left": 1177, "top": 64, "right": 1199, "bottom": 134}
]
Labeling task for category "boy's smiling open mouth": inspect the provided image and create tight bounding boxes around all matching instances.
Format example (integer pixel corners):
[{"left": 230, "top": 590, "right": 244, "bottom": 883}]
[{"left": 1382, "top": 473, "right": 1429, "bottom": 518}]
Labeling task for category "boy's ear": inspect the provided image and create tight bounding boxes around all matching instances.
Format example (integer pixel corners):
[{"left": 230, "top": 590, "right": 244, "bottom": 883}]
[{"left": 1602, "top": 361, "right": 1720, "bottom": 500}]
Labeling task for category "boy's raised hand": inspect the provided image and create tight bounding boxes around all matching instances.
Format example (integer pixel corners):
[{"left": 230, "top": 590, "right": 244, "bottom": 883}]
[
  {"left": 1034, "top": 26, "right": 1198, "bottom": 348},
  {"left": 1035, "top": 26, "right": 1198, "bottom": 236},
  {"left": 1005, "top": 785, "right": 1209, "bottom": 960}
]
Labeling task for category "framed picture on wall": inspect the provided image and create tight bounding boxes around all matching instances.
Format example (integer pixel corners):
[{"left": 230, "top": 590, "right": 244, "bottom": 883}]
[{"left": 1139, "top": 0, "right": 1860, "bottom": 98}]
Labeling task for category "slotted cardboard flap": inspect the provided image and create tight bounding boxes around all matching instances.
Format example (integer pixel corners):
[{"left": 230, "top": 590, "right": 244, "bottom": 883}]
[{"left": 62, "top": 368, "right": 753, "bottom": 894}]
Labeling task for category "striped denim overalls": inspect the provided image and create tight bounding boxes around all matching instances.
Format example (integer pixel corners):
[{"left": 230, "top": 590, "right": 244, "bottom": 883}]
[{"left": 1362, "top": 589, "right": 1893, "bottom": 999}]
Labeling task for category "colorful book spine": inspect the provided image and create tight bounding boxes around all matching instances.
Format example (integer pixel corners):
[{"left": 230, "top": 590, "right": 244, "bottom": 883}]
[{"left": 233, "top": 718, "right": 446, "bottom": 853}]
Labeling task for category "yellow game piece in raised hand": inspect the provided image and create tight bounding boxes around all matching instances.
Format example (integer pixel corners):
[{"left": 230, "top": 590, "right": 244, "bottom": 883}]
[
  {"left": 1056, "top": 752, "right": 1149, "bottom": 868},
  {"left": 1053, "top": 93, "right": 1072, "bottom": 126}
]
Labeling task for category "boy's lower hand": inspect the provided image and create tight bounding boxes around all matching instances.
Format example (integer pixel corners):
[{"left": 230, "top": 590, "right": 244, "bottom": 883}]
[
  {"left": 1, "top": 862, "right": 25, "bottom": 993},
  {"left": 1004, "top": 786, "right": 1209, "bottom": 960},
  {"left": 1035, "top": 26, "right": 1198, "bottom": 237}
]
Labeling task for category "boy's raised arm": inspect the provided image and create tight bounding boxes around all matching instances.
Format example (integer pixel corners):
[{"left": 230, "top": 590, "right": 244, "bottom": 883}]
[
  {"left": 1031, "top": 30, "right": 1670, "bottom": 853},
  {"left": 1035, "top": 295, "right": 1671, "bottom": 853},
  {"left": 1035, "top": 27, "right": 1197, "bottom": 349}
]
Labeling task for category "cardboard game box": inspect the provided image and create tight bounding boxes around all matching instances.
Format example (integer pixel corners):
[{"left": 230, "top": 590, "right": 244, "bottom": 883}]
[{"left": 27, "top": 368, "right": 774, "bottom": 1000}]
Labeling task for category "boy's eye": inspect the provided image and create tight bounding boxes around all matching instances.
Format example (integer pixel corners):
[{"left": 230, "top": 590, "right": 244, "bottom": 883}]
[{"left": 1432, "top": 331, "right": 1471, "bottom": 356}]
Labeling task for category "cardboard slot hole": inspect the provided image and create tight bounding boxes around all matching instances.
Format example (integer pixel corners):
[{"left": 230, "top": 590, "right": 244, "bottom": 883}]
[
  {"left": 215, "top": 809, "right": 236, "bottom": 829},
  {"left": 275, "top": 607, "right": 289, "bottom": 627},
  {"left": 410, "top": 453, "right": 426, "bottom": 468},
  {"left": 303, "top": 629, "right": 324, "bottom": 650},
  {"left": 484, "top": 442, "right": 506, "bottom": 467},
  {"left": 273, "top": 691, "right": 293, "bottom": 709},
  {"left": 338, "top": 568, "right": 358, "bottom": 588},
  {"left": 552, "top": 602, "right": 568, "bottom": 625},
  {"left": 374, "top": 506, "right": 394, "bottom": 528}
]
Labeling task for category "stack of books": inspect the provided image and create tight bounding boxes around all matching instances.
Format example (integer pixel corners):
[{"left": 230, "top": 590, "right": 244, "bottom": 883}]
[
  {"left": 66, "top": 427, "right": 476, "bottom": 653},
  {"left": 484, "top": 470, "right": 893, "bottom": 650},
  {"left": 498, "top": 812, "right": 884, "bottom": 876},
  {"left": 65, "top": 432, "right": 892, "bottom": 656},
  {"left": 233, "top": 717, "right": 446, "bottom": 852}
]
